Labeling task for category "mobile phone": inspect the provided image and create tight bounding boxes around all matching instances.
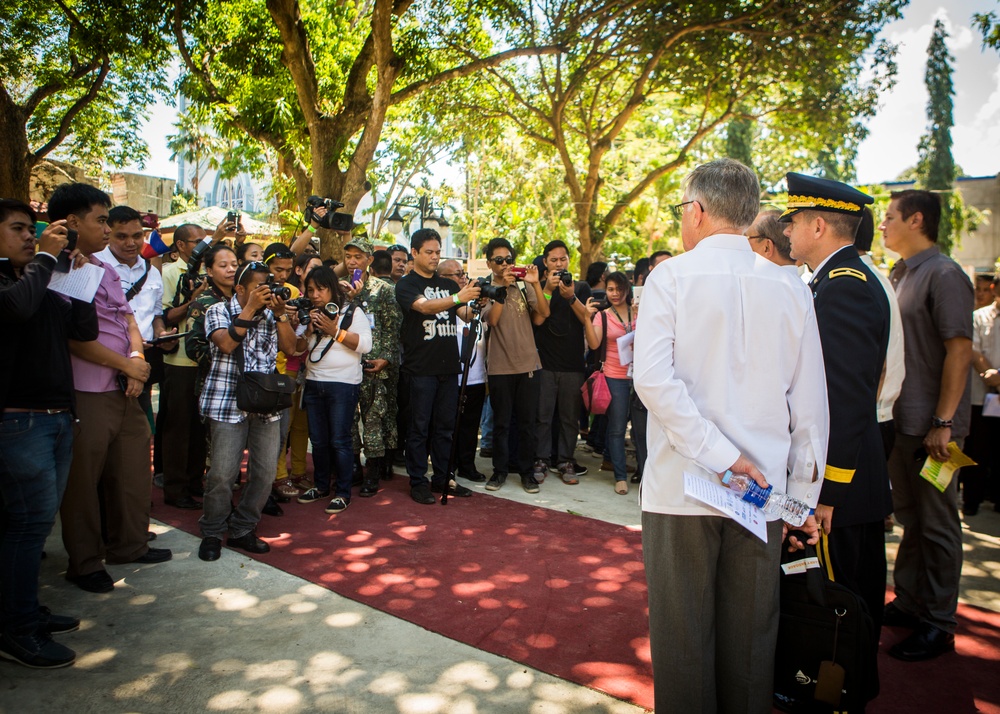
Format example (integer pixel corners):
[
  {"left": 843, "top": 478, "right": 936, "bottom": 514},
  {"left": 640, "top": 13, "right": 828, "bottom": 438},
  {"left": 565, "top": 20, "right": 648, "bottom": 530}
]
[
  {"left": 351, "top": 268, "right": 363, "bottom": 284},
  {"left": 510, "top": 266, "right": 527, "bottom": 279},
  {"left": 148, "top": 331, "right": 192, "bottom": 345},
  {"left": 226, "top": 211, "right": 239, "bottom": 227},
  {"left": 116, "top": 374, "right": 129, "bottom": 393}
]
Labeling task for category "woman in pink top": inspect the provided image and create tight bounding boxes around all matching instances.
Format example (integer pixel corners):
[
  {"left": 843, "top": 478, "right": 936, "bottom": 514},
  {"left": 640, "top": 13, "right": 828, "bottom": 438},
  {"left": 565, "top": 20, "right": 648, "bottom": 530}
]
[{"left": 585, "top": 272, "right": 636, "bottom": 494}]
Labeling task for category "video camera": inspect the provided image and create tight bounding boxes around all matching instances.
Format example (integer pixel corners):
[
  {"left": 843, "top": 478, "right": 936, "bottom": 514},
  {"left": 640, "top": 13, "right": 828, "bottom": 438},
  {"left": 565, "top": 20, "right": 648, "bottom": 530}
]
[
  {"left": 180, "top": 237, "right": 212, "bottom": 300},
  {"left": 304, "top": 196, "right": 354, "bottom": 232}
]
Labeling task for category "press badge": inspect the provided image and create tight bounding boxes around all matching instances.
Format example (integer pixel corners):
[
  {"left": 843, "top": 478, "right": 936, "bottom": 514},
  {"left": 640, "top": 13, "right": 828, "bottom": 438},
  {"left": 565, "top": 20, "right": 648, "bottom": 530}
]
[{"left": 780, "top": 556, "right": 821, "bottom": 575}]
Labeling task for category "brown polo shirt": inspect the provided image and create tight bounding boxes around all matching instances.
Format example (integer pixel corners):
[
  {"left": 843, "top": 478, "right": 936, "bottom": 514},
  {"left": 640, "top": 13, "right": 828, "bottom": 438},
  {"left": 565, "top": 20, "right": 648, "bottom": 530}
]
[{"left": 889, "top": 245, "right": 973, "bottom": 438}]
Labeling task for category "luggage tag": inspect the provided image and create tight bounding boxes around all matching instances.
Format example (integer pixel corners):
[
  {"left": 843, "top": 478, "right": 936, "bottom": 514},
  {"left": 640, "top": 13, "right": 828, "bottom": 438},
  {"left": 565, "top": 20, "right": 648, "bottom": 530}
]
[{"left": 814, "top": 607, "right": 846, "bottom": 707}]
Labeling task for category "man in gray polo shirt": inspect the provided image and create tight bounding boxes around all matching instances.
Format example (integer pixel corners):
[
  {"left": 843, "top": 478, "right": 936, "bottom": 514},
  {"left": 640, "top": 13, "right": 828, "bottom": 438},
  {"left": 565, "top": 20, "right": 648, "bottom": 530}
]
[{"left": 881, "top": 189, "right": 973, "bottom": 662}]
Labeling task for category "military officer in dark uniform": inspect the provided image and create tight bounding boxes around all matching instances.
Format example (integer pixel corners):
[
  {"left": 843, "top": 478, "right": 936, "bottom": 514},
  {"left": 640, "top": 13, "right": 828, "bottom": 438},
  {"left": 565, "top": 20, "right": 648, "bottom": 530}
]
[{"left": 782, "top": 173, "right": 892, "bottom": 703}]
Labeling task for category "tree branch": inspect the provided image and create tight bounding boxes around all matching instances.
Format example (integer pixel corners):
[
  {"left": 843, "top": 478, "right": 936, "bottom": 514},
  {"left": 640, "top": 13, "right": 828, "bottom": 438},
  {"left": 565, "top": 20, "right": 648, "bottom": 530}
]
[
  {"left": 266, "top": 0, "right": 322, "bottom": 126},
  {"left": 30, "top": 55, "right": 111, "bottom": 161}
]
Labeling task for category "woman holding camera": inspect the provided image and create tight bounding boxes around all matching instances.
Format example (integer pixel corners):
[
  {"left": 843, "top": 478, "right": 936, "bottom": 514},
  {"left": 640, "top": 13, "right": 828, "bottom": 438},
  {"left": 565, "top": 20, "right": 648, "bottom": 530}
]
[
  {"left": 295, "top": 267, "right": 371, "bottom": 514},
  {"left": 584, "top": 271, "right": 636, "bottom": 495}
]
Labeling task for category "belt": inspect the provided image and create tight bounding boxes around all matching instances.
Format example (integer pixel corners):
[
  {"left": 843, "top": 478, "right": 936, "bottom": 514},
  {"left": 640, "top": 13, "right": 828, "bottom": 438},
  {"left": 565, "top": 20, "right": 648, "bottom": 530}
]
[{"left": 3, "top": 408, "right": 70, "bottom": 415}]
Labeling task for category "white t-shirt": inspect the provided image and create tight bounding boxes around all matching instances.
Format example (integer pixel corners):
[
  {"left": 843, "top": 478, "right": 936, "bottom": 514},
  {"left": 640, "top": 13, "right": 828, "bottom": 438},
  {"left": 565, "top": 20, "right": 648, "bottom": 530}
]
[
  {"left": 456, "top": 316, "right": 487, "bottom": 386},
  {"left": 303, "top": 307, "right": 373, "bottom": 385}
]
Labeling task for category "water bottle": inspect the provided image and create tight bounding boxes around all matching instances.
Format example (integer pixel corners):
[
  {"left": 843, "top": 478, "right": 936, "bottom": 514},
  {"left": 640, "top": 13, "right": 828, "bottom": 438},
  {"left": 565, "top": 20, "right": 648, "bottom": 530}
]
[{"left": 721, "top": 470, "right": 809, "bottom": 526}]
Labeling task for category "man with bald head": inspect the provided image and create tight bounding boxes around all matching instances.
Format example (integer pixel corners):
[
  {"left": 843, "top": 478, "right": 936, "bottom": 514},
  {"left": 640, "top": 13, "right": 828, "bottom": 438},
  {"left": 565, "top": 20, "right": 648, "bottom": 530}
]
[{"left": 748, "top": 210, "right": 795, "bottom": 268}]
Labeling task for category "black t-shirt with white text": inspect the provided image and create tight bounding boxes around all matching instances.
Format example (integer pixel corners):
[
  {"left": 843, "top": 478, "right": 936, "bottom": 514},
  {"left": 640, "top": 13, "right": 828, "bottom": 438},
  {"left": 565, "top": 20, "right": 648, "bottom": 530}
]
[
  {"left": 395, "top": 272, "right": 460, "bottom": 375},
  {"left": 534, "top": 281, "right": 592, "bottom": 372}
]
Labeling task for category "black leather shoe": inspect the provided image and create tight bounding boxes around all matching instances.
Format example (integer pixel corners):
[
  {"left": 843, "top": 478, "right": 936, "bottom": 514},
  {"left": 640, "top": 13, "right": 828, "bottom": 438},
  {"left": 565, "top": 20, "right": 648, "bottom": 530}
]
[
  {"left": 199, "top": 537, "right": 222, "bottom": 561},
  {"left": 261, "top": 494, "right": 284, "bottom": 517},
  {"left": 884, "top": 600, "right": 920, "bottom": 629},
  {"left": 66, "top": 570, "right": 114, "bottom": 594},
  {"left": 164, "top": 496, "right": 202, "bottom": 510},
  {"left": 410, "top": 484, "right": 436, "bottom": 505},
  {"left": 360, "top": 480, "right": 379, "bottom": 497},
  {"left": 458, "top": 471, "right": 487, "bottom": 483},
  {"left": 132, "top": 547, "right": 173, "bottom": 564},
  {"left": 227, "top": 530, "right": 270, "bottom": 554},
  {"left": 889, "top": 623, "right": 955, "bottom": 661},
  {"left": 630, "top": 472, "right": 642, "bottom": 484},
  {"left": 431, "top": 481, "right": 473, "bottom": 497}
]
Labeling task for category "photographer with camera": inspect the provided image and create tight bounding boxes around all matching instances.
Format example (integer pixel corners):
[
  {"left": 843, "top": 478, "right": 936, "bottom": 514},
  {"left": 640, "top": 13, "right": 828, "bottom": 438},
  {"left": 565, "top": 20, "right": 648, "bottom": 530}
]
[
  {"left": 197, "top": 261, "right": 297, "bottom": 562},
  {"left": 0, "top": 199, "right": 98, "bottom": 668},
  {"left": 479, "top": 239, "right": 549, "bottom": 494},
  {"left": 336, "top": 237, "right": 402, "bottom": 497},
  {"left": 395, "top": 229, "right": 482, "bottom": 504},
  {"left": 291, "top": 266, "right": 372, "bottom": 514},
  {"left": 159, "top": 217, "right": 237, "bottom": 511},
  {"left": 50, "top": 183, "right": 172, "bottom": 594},
  {"left": 533, "top": 240, "right": 593, "bottom": 484}
]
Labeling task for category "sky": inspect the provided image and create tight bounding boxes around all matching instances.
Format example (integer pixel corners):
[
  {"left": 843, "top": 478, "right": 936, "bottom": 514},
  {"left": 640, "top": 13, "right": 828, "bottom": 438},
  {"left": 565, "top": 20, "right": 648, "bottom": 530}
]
[{"left": 133, "top": 1, "right": 1000, "bottom": 187}]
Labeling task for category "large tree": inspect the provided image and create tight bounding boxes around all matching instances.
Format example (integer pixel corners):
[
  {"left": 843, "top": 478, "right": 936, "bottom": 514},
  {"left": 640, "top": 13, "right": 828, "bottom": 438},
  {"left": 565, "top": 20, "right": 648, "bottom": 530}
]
[
  {"left": 455, "top": 0, "right": 903, "bottom": 268},
  {"left": 173, "top": 0, "right": 559, "bottom": 256},
  {"left": 916, "top": 19, "right": 956, "bottom": 251},
  {"left": 0, "top": 0, "right": 172, "bottom": 200}
]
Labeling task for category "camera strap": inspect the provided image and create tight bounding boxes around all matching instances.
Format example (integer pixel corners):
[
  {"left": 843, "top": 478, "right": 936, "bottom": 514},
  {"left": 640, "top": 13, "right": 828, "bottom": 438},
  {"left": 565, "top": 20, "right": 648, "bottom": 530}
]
[
  {"left": 124, "top": 259, "right": 151, "bottom": 303},
  {"left": 599, "top": 310, "right": 608, "bottom": 371}
]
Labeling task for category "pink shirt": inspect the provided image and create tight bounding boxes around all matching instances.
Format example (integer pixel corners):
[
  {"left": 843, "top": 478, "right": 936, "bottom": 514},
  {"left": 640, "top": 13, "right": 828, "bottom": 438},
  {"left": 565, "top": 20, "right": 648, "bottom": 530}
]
[
  {"left": 70, "top": 257, "right": 134, "bottom": 393},
  {"left": 594, "top": 306, "right": 634, "bottom": 379}
]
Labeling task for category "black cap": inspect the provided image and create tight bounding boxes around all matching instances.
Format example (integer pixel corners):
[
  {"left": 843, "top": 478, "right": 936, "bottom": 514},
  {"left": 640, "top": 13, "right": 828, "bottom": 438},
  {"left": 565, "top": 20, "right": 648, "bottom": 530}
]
[{"left": 780, "top": 172, "right": 874, "bottom": 222}]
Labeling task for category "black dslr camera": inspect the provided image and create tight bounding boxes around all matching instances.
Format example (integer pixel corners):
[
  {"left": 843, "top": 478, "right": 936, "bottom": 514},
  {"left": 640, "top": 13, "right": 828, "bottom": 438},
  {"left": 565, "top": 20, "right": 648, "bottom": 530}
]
[
  {"left": 475, "top": 276, "right": 507, "bottom": 303},
  {"left": 553, "top": 269, "right": 573, "bottom": 287},
  {"left": 304, "top": 196, "right": 354, "bottom": 231},
  {"left": 266, "top": 276, "right": 291, "bottom": 301},
  {"left": 286, "top": 296, "right": 312, "bottom": 324}
]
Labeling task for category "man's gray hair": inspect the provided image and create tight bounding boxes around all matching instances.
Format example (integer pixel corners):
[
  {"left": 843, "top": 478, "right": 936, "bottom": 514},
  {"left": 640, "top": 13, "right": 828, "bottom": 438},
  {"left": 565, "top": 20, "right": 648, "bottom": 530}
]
[
  {"left": 752, "top": 210, "right": 792, "bottom": 261},
  {"left": 684, "top": 159, "right": 760, "bottom": 232}
]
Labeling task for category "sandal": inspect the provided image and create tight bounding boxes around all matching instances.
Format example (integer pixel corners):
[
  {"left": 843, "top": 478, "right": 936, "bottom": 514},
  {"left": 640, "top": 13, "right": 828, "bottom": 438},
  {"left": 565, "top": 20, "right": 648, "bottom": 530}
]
[
  {"left": 615, "top": 481, "right": 628, "bottom": 495},
  {"left": 273, "top": 479, "right": 301, "bottom": 499}
]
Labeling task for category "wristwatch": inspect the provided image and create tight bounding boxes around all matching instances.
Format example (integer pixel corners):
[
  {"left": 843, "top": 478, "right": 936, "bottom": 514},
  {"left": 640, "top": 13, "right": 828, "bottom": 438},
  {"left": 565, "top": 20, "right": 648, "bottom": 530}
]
[
  {"left": 931, "top": 416, "right": 953, "bottom": 429},
  {"left": 276, "top": 313, "right": 290, "bottom": 323}
]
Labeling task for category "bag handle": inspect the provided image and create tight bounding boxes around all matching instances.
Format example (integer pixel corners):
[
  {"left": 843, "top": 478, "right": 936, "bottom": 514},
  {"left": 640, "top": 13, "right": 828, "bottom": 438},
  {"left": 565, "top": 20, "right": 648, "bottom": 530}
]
[
  {"left": 599, "top": 310, "right": 608, "bottom": 371},
  {"left": 784, "top": 529, "right": 831, "bottom": 607}
]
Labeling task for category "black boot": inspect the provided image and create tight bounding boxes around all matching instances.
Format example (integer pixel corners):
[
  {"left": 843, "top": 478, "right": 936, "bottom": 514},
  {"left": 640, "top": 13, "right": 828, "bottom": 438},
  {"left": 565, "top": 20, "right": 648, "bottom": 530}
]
[
  {"left": 360, "top": 457, "right": 381, "bottom": 497},
  {"left": 352, "top": 454, "right": 364, "bottom": 486},
  {"left": 381, "top": 451, "right": 395, "bottom": 481},
  {"left": 262, "top": 494, "right": 284, "bottom": 517}
]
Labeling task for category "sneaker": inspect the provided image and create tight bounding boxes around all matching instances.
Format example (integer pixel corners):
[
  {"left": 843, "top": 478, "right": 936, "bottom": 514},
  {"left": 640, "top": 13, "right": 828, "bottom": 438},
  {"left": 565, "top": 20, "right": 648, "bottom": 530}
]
[
  {"left": 297, "top": 488, "right": 330, "bottom": 504},
  {"left": 572, "top": 461, "right": 588, "bottom": 476},
  {"left": 37, "top": 607, "right": 80, "bottom": 635},
  {"left": 560, "top": 461, "right": 580, "bottom": 485},
  {"left": 485, "top": 473, "right": 507, "bottom": 491},
  {"left": 325, "top": 497, "right": 350, "bottom": 514},
  {"left": 533, "top": 460, "right": 548, "bottom": 483},
  {"left": 521, "top": 474, "right": 541, "bottom": 494},
  {"left": 0, "top": 628, "right": 75, "bottom": 669},
  {"left": 431, "top": 481, "right": 473, "bottom": 497},
  {"left": 458, "top": 470, "right": 487, "bottom": 483},
  {"left": 152, "top": 473, "right": 164, "bottom": 489}
]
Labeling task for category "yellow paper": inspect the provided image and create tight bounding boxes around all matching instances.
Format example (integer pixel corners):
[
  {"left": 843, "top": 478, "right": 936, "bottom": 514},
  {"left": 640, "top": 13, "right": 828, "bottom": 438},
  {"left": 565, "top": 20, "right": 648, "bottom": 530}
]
[{"left": 919, "top": 442, "right": 976, "bottom": 493}]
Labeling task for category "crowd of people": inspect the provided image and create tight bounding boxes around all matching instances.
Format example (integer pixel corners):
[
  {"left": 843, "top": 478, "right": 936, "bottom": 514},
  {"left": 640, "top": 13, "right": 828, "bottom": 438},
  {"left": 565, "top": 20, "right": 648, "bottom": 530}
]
[{"left": 0, "top": 161, "right": 988, "bottom": 714}]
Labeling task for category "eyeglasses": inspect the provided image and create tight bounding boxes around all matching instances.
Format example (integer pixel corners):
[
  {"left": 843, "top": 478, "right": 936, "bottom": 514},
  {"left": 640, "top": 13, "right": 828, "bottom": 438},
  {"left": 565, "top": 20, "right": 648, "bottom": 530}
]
[
  {"left": 439, "top": 271, "right": 467, "bottom": 279},
  {"left": 670, "top": 200, "right": 701, "bottom": 220},
  {"left": 490, "top": 256, "right": 515, "bottom": 265},
  {"left": 747, "top": 234, "right": 769, "bottom": 241}
]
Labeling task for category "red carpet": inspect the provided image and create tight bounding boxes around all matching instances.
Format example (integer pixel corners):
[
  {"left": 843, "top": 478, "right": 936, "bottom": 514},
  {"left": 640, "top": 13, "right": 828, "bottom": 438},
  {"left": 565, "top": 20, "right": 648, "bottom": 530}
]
[{"left": 153, "top": 478, "right": 1000, "bottom": 713}]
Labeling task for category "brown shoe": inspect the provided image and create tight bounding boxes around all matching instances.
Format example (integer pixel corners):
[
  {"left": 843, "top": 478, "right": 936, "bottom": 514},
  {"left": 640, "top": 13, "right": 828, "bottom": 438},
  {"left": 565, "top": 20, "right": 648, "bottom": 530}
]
[
  {"left": 291, "top": 474, "right": 314, "bottom": 491},
  {"left": 273, "top": 479, "right": 301, "bottom": 499}
]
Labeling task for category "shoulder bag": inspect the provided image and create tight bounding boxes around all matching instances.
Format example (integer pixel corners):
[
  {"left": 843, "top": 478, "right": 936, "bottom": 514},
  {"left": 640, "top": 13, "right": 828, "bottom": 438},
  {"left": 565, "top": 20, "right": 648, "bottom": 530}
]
[
  {"left": 232, "top": 313, "right": 296, "bottom": 414},
  {"left": 581, "top": 311, "right": 611, "bottom": 415}
]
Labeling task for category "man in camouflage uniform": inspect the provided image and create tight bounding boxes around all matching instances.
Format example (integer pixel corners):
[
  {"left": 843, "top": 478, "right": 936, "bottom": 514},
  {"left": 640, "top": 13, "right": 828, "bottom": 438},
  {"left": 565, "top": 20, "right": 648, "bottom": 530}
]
[{"left": 343, "top": 237, "right": 403, "bottom": 496}]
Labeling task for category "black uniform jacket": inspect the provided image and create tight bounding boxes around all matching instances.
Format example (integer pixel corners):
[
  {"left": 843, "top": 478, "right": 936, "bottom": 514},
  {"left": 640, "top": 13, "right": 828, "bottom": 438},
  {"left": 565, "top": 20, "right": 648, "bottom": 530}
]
[{"left": 810, "top": 247, "right": 893, "bottom": 527}]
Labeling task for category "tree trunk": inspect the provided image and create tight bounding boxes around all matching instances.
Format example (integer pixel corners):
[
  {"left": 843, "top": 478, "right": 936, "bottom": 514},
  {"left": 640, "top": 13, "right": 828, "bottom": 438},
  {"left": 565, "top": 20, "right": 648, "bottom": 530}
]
[{"left": 0, "top": 102, "right": 34, "bottom": 202}]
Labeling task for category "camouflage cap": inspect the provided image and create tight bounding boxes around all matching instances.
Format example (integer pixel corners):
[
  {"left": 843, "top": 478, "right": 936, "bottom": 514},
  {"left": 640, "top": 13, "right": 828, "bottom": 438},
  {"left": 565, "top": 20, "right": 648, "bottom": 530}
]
[{"left": 344, "top": 236, "right": 373, "bottom": 255}]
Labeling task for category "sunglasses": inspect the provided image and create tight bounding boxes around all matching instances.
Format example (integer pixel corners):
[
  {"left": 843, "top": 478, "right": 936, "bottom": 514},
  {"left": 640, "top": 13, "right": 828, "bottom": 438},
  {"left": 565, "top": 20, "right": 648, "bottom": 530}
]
[
  {"left": 236, "top": 261, "right": 266, "bottom": 285},
  {"left": 490, "top": 256, "right": 515, "bottom": 265}
]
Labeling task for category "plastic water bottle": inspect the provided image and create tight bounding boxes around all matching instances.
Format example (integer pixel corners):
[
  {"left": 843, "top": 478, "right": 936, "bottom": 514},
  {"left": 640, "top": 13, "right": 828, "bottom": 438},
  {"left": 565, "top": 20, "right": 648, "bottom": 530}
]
[{"left": 721, "top": 470, "right": 809, "bottom": 526}]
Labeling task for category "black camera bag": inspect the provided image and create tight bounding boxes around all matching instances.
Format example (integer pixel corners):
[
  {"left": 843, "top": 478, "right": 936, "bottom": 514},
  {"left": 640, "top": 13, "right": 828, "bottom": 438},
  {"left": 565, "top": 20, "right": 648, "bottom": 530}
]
[
  {"left": 231, "top": 317, "right": 295, "bottom": 414},
  {"left": 773, "top": 532, "right": 877, "bottom": 714}
]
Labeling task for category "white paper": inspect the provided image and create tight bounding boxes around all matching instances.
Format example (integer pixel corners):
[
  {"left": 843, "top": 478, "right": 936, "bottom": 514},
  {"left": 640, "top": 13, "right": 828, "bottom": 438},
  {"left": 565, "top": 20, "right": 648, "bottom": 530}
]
[
  {"left": 617, "top": 330, "right": 636, "bottom": 365},
  {"left": 983, "top": 393, "right": 1000, "bottom": 417},
  {"left": 683, "top": 472, "right": 769, "bottom": 542},
  {"left": 48, "top": 262, "right": 103, "bottom": 302}
]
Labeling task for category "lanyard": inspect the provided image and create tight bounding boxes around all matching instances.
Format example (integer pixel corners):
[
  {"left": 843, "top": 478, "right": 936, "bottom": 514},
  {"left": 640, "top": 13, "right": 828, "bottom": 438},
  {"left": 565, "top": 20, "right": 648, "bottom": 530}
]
[{"left": 609, "top": 305, "right": 632, "bottom": 334}]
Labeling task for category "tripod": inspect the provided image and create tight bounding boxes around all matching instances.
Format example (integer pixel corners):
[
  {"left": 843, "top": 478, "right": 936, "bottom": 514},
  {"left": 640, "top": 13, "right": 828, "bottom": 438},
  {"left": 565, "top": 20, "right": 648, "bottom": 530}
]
[{"left": 442, "top": 305, "right": 484, "bottom": 505}]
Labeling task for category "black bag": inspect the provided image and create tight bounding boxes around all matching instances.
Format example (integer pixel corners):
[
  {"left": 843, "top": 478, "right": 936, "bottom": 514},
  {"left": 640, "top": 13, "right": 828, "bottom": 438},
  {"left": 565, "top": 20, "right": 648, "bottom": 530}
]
[
  {"left": 773, "top": 532, "right": 878, "bottom": 714},
  {"left": 232, "top": 319, "right": 295, "bottom": 414}
]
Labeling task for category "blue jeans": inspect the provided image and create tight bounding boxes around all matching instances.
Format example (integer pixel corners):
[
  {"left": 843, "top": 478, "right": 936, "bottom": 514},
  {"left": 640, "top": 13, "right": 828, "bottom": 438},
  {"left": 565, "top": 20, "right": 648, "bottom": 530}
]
[
  {"left": 406, "top": 374, "right": 458, "bottom": 488},
  {"left": 479, "top": 397, "right": 493, "bottom": 449},
  {"left": 606, "top": 377, "right": 632, "bottom": 482},
  {"left": 304, "top": 380, "right": 360, "bottom": 499},
  {"left": 0, "top": 412, "right": 74, "bottom": 633},
  {"left": 200, "top": 416, "right": 280, "bottom": 539}
]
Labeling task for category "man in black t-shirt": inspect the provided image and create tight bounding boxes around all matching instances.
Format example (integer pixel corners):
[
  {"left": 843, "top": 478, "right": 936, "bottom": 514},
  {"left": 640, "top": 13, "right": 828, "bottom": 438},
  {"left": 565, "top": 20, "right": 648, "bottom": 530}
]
[
  {"left": 533, "top": 240, "right": 595, "bottom": 483},
  {"left": 395, "top": 229, "right": 481, "bottom": 504}
]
